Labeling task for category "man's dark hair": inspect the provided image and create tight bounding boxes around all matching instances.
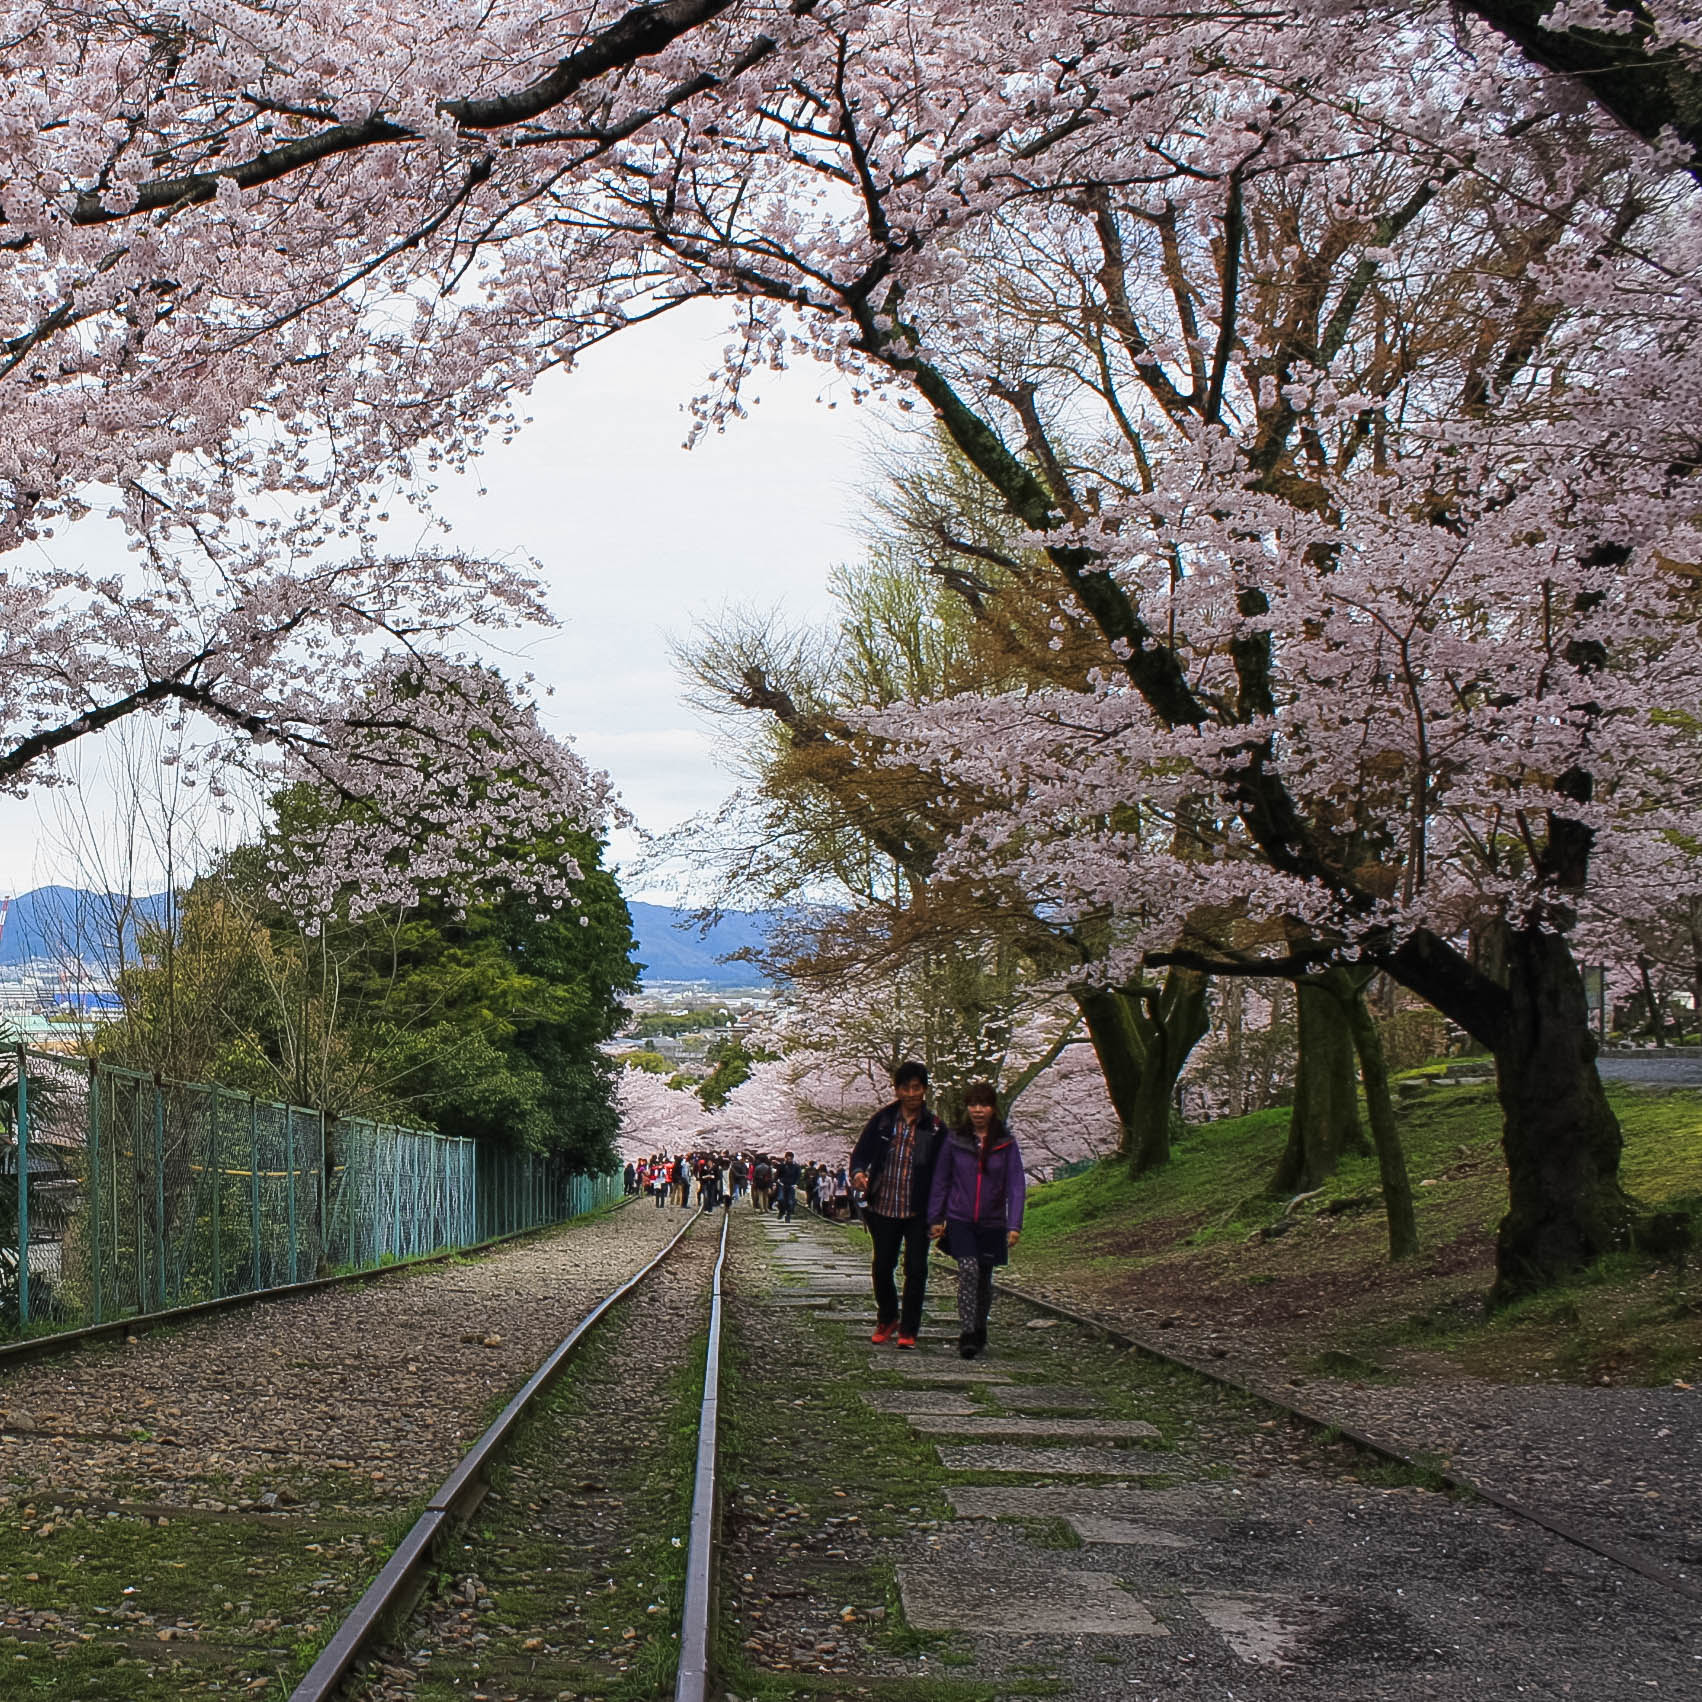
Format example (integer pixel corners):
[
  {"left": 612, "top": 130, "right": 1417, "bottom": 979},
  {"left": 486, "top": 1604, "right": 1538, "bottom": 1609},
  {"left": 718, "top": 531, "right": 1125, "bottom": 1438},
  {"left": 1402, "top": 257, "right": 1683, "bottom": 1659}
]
[{"left": 893, "top": 1060, "right": 929, "bottom": 1088}]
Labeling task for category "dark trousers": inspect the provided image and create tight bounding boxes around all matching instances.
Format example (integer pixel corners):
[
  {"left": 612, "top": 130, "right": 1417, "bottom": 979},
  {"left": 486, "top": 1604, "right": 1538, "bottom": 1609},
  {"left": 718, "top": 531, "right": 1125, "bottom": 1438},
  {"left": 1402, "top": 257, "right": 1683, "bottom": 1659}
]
[
  {"left": 778, "top": 1183, "right": 796, "bottom": 1221},
  {"left": 955, "top": 1257, "right": 994, "bottom": 1339},
  {"left": 866, "top": 1210, "right": 930, "bottom": 1334}
]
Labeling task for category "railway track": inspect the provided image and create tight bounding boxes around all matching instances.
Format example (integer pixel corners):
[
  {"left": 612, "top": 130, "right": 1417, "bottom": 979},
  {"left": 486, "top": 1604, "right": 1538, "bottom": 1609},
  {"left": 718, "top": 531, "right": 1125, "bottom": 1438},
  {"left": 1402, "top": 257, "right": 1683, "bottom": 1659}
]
[
  {"left": 729, "top": 1209, "right": 1699, "bottom": 1699},
  {"left": 6, "top": 1191, "right": 1688, "bottom": 1699},
  {"left": 0, "top": 1197, "right": 703, "bottom": 1698},
  {"left": 314, "top": 1206, "right": 732, "bottom": 1702}
]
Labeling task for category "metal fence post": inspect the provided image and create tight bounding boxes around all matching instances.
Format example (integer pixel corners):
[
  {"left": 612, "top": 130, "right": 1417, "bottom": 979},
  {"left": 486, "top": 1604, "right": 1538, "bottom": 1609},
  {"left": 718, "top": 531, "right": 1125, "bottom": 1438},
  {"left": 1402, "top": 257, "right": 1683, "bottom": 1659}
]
[
  {"left": 285, "top": 1109, "right": 298, "bottom": 1285},
  {"left": 391, "top": 1128, "right": 402, "bottom": 1259},
  {"left": 210, "top": 1091, "right": 222, "bottom": 1300},
  {"left": 153, "top": 1078, "right": 167, "bottom": 1311},
  {"left": 249, "top": 1097, "right": 261, "bottom": 1291},
  {"left": 89, "top": 1062, "right": 102, "bottom": 1324},
  {"left": 15, "top": 1044, "right": 30, "bottom": 1328}
]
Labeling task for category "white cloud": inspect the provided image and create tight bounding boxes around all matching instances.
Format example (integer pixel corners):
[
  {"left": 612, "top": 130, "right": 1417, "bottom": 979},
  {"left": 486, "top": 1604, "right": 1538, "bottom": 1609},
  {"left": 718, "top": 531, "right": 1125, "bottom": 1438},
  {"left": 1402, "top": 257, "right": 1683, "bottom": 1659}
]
[{"left": 0, "top": 301, "right": 894, "bottom": 907}]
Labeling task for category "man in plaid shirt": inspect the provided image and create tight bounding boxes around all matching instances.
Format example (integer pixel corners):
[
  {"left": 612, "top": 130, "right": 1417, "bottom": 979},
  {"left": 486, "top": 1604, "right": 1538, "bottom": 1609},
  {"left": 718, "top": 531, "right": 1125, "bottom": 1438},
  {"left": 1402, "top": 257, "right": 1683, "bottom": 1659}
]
[{"left": 849, "top": 1061, "right": 946, "bottom": 1347}]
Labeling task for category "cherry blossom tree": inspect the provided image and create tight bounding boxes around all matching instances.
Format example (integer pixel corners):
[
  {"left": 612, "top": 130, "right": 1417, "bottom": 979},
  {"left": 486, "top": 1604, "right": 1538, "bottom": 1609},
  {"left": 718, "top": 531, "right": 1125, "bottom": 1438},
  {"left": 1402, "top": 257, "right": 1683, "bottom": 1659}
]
[
  {"left": 576, "top": 0, "right": 1702, "bottom": 1296},
  {"left": 672, "top": 487, "right": 1209, "bottom": 1165},
  {"left": 1009, "top": 1038, "right": 1123, "bottom": 1173},
  {"left": 717, "top": 1057, "right": 856, "bottom": 1161},
  {"left": 615, "top": 1064, "right": 718, "bottom": 1159},
  {"left": 9, "top": 0, "right": 1702, "bottom": 1297},
  {"left": 1, "top": 0, "right": 784, "bottom": 905}
]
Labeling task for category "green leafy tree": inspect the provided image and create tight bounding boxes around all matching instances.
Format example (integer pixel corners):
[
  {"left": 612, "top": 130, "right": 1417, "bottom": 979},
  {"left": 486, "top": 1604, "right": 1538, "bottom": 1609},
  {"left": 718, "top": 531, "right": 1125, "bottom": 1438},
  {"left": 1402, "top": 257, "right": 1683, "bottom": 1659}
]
[{"left": 110, "top": 791, "right": 640, "bottom": 1171}]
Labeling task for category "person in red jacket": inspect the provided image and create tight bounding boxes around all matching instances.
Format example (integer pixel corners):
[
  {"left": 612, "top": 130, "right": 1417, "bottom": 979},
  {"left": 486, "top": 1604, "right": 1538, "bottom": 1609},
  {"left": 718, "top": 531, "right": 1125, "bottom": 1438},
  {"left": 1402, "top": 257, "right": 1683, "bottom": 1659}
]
[{"left": 928, "top": 1082, "right": 1025, "bottom": 1359}]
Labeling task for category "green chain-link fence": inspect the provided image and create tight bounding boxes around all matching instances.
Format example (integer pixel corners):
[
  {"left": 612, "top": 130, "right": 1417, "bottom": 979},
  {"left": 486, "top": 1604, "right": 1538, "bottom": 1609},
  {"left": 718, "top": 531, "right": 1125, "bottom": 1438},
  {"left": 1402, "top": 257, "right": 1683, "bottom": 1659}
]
[{"left": 0, "top": 1045, "right": 619, "bottom": 1337}]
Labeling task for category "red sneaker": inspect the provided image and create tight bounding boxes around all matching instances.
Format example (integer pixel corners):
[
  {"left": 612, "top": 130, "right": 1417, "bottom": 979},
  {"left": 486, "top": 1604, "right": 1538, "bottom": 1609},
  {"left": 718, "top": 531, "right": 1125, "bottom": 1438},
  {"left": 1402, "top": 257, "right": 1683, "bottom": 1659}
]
[
  {"left": 896, "top": 1334, "right": 918, "bottom": 1349},
  {"left": 870, "top": 1321, "right": 897, "bottom": 1344}
]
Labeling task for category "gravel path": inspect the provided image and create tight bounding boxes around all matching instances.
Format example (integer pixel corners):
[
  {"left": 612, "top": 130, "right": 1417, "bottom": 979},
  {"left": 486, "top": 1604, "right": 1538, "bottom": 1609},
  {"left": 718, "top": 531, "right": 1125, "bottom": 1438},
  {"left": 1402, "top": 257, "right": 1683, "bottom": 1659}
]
[
  {"left": 1304, "top": 1378, "right": 1702, "bottom": 1582},
  {"left": 1011, "top": 1279, "right": 1702, "bottom": 1593},
  {"left": 0, "top": 1198, "right": 689, "bottom": 1696},
  {"left": 1598, "top": 1054, "right": 1702, "bottom": 1085}
]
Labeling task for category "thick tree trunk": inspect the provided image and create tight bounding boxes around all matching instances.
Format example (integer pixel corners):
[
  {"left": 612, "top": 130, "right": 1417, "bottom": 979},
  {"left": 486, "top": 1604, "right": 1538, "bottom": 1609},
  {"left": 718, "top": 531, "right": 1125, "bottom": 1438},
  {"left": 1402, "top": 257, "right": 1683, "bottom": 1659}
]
[
  {"left": 1637, "top": 955, "right": 1666, "bottom": 1046},
  {"left": 1130, "top": 969, "right": 1210, "bottom": 1174},
  {"left": 1489, "top": 925, "right": 1634, "bottom": 1306},
  {"left": 1344, "top": 988, "right": 1418, "bottom": 1260},
  {"left": 1074, "top": 985, "right": 1147, "bottom": 1161},
  {"left": 1272, "top": 971, "right": 1367, "bottom": 1195}
]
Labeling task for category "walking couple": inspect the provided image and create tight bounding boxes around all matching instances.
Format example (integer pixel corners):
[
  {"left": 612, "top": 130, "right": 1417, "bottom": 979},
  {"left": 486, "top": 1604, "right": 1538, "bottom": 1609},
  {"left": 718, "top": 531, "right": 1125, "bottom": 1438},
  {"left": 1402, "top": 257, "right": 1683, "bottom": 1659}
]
[{"left": 849, "top": 1062, "right": 1025, "bottom": 1360}]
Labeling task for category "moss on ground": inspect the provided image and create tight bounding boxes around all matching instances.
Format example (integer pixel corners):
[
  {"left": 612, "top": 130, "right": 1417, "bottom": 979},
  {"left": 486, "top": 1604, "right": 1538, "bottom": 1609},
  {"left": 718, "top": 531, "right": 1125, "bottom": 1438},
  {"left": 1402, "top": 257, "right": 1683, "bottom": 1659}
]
[
  {"left": 0, "top": 1468, "right": 407, "bottom": 1698},
  {"left": 1016, "top": 1083, "right": 1702, "bottom": 1385}
]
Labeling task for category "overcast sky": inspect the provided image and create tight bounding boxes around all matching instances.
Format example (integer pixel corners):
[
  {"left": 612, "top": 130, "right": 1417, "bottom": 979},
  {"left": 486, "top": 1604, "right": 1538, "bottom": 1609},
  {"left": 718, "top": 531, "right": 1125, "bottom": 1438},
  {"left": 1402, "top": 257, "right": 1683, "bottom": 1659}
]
[{"left": 0, "top": 302, "right": 899, "bottom": 907}]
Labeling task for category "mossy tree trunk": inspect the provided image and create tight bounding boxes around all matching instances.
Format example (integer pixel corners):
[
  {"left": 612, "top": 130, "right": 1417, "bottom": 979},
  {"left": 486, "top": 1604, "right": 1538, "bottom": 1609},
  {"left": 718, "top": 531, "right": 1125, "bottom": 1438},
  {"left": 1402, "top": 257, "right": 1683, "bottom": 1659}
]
[
  {"left": 1343, "top": 981, "right": 1418, "bottom": 1260},
  {"left": 1488, "top": 923, "right": 1634, "bottom": 1305},
  {"left": 1129, "top": 969, "right": 1211, "bottom": 1174},
  {"left": 1272, "top": 969, "right": 1368, "bottom": 1195},
  {"left": 1074, "top": 984, "right": 1148, "bottom": 1162}
]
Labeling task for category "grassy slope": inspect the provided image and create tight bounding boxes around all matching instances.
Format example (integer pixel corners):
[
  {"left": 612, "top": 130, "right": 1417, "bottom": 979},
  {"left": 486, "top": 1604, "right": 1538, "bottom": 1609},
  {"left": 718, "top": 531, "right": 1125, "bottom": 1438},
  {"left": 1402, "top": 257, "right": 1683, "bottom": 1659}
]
[{"left": 1017, "top": 1082, "right": 1702, "bottom": 1386}]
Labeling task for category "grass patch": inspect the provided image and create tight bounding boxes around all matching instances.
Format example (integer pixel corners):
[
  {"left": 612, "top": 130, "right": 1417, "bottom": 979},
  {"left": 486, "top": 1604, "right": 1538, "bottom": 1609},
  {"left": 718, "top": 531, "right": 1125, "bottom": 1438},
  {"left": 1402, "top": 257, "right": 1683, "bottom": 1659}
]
[{"left": 1015, "top": 1084, "right": 1702, "bottom": 1385}]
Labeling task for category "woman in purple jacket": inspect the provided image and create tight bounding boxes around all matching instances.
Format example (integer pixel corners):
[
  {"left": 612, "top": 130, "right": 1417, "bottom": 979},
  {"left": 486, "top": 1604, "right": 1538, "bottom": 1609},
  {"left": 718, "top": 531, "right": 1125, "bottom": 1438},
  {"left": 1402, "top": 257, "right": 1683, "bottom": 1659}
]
[{"left": 927, "top": 1082, "right": 1025, "bottom": 1359}]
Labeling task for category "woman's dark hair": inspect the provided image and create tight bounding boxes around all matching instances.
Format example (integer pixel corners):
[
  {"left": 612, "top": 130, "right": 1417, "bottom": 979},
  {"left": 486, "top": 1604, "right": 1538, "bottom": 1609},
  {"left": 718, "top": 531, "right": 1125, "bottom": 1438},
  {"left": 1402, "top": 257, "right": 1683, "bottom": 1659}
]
[{"left": 959, "top": 1081, "right": 1007, "bottom": 1142}]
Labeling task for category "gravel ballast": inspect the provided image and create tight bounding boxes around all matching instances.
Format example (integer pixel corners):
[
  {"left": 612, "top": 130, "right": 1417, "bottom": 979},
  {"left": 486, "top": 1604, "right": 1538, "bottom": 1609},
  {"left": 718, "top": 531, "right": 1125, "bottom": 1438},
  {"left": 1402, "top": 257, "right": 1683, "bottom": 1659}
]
[{"left": 0, "top": 1198, "right": 689, "bottom": 1697}]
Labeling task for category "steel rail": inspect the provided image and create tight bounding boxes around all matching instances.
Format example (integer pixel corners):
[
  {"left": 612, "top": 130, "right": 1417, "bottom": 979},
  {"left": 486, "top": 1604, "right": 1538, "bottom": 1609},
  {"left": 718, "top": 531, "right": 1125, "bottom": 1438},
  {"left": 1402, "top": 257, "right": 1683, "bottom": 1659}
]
[
  {"left": 0, "top": 1198, "right": 635, "bottom": 1373},
  {"left": 289, "top": 1206, "right": 707, "bottom": 1702},
  {"left": 807, "top": 1207, "right": 1702, "bottom": 1609},
  {"left": 675, "top": 1207, "right": 731, "bottom": 1702}
]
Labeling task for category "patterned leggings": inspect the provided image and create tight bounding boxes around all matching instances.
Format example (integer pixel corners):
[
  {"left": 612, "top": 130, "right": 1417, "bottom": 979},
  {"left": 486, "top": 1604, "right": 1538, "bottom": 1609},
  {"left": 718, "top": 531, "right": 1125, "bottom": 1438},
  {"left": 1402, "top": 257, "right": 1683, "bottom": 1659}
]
[{"left": 956, "top": 1257, "right": 994, "bottom": 1337}]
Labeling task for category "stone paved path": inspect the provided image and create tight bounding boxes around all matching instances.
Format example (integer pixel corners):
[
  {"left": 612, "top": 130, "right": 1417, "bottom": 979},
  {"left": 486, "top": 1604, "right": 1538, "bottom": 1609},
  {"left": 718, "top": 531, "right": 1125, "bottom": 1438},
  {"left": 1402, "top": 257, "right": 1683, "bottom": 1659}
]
[{"left": 739, "top": 1211, "right": 1702, "bottom": 1699}]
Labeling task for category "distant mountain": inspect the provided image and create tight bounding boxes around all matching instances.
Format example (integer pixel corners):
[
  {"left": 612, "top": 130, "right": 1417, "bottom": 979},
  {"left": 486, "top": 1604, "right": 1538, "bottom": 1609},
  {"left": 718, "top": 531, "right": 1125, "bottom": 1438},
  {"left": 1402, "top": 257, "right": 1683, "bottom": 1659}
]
[
  {"left": 0, "top": 886, "right": 170, "bottom": 969},
  {"left": 627, "top": 902, "right": 778, "bottom": 987},
  {"left": 2, "top": 885, "right": 778, "bottom": 987}
]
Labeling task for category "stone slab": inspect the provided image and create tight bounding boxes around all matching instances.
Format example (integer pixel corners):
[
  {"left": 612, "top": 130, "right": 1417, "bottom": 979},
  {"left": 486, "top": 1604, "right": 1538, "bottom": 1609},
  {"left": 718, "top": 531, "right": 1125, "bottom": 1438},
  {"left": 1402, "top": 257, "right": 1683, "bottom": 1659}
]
[
  {"left": 820, "top": 1303, "right": 957, "bottom": 1316},
  {"left": 937, "top": 1444, "right": 1171, "bottom": 1475},
  {"left": 864, "top": 1390, "right": 981, "bottom": 1415},
  {"left": 898, "top": 1565, "right": 1168, "bottom": 1636},
  {"left": 1188, "top": 1593, "right": 1313, "bottom": 1667},
  {"left": 873, "top": 1362, "right": 1016, "bottom": 1383},
  {"left": 989, "top": 1386, "right": 1102, "bottom": 1411},
  {"left": 1066, "top": 1515, "right": 1196, "bottom": 1548},
  {"left": 947, "top": 1486, "right": 1214, "bottom": 1520},
  {"left": 909, "top": 1416, "right": 1160, "bottom": 1440}
]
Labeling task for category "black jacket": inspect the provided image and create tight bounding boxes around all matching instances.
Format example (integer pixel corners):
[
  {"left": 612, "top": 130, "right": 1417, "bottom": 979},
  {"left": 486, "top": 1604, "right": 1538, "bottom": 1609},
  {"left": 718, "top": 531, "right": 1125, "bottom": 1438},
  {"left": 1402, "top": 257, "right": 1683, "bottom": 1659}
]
[{"left": 849, "top": 1102, "right": 945, "bottom": 1218}]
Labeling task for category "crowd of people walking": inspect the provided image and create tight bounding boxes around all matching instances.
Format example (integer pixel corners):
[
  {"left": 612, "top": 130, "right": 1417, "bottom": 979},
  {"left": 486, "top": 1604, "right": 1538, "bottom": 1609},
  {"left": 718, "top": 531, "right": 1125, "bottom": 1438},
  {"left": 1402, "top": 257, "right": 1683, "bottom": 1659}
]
[
  {"left": 623, "top": 1149, "right": 857, "bottom": 1223},
  {"left": 623, "top": 1060, "right": 1024, "bottom": 1361}
]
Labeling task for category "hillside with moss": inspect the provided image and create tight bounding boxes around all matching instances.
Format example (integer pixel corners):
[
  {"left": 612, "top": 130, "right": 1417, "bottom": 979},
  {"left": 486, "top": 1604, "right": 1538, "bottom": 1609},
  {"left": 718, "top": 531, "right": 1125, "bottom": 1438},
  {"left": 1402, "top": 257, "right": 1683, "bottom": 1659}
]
[{"left": 1017, "top": 1080, "right": 1702, "bottom": 1387}]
